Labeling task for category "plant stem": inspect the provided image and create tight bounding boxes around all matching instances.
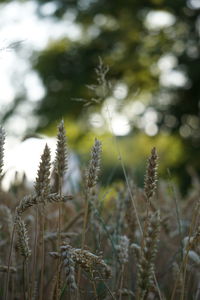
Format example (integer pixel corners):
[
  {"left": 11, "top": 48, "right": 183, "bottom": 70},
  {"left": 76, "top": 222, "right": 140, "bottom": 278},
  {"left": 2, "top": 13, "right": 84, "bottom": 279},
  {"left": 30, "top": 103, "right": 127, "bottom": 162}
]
[
  {"left": 23, "top": 261, "right": 26, "bottom": 300},
  {"left": 39, "top": 208, "right": 45, "bottom": 300},
  {"left": 30, "top": 207, "right": 39, "bottom": 300},
  {"left": 4, "top": 222, "right": 16, "bottom": 300}
]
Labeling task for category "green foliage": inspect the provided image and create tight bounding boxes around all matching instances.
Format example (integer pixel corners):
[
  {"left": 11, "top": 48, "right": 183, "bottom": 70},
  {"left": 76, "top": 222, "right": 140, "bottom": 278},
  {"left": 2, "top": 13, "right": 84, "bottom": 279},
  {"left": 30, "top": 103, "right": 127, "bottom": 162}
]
[
  {"left": 1, "top": 0, "right": 200, "bottom": 190},
  {"left": 2, "top": 0, "right": 200, "bottom": 137},
  {"left": 26, "top": 0, "right": 176, "bottom": 130},
  {"left": 27, "top": 0, "right": 200, "bottom": 150}
]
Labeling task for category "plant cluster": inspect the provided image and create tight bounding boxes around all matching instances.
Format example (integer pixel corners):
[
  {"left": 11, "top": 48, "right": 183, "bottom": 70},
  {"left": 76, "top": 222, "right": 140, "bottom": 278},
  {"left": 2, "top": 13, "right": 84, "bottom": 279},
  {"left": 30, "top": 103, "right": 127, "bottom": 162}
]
[{"left": 0, "top": 122, "right": 200, "bottom": 300}]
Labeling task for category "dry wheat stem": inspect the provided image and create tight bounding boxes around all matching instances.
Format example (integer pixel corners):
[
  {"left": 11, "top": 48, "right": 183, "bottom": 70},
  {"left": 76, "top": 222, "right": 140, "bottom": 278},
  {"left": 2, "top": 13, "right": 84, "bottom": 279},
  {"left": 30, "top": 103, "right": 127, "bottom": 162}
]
[
  {"left": 39, "top": 208, "right": 45, "bottom": 300},
  {"left": 90, "top": 269, "right": 99, "bottom": 300},
  {"left": 0, "top": 205, "right": 13, "bottom": 239},
  {"left": 16, "top": 193, "right": 71, "bottom": 217},
  {"left": 4, "top": 222, "right": 16, "bottom": 300},
  {"left": 97, "top": 270, "right": 116, "bottom": 300},
  {"left": 33, "top": 144, "right": 51, "bottom": 300},
  {"left": 2, "top": 118, "right": 199, "bottom": 299},
  {"left": 76, "top": 139, "right": 102, "bottom": 299},
  {"left": 170, "top": 201, "right": 200, "bottom": 300},
  {"left": 180, "top": 225, "right": 200, "bottom": 300},
  {"left": 54, "top": 120, "right": 69, "bottom": 300},
  {"left": 0, "top": 265, "right": 16, "bottom": 273},
  {"left": 118, "top": 264, "right": 125, "bottom": 300},
  {"left": 0, "top": 126, "right": 5, "bottom": 185},
  {"left": 64, "top": 209, "right": 84, "bottom": 232},
  {"left": 30, "top": 207, "right": 39, "bottom": 300}
]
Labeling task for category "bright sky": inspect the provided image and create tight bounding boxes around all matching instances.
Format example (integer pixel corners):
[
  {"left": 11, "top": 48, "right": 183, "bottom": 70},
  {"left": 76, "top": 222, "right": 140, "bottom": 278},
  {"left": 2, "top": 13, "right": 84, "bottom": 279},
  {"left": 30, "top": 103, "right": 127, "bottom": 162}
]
[
  {"left": 0, "top": 1, "right": 186, "bottom": 187},
  {"left": 3, "top": 136, "right": 80, "bottom": 192},
  {"left": 0, "top": 0, "right": 82, "bottom": 188},
  {"left": 3, "top": 137, "right": 56, "bottom": 190}
]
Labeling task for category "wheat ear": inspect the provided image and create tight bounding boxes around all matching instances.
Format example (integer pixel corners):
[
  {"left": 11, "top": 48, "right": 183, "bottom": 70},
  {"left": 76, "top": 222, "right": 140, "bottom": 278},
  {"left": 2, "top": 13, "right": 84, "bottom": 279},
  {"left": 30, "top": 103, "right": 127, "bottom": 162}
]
[
  {"left": 86, "top": 138, "right": 102, "bottom": 190},
  {"left": 34, "top": 143, "right": 51, "bottom": 201},
  {"left": 54, "top": 119, "right": 68, "bottom": 180},
  {"left": 144, "top": 147, "right": 158, "bottom": 207},
  {"left": 76, "top": 138, "right": 102, "bottom": 296},
  {"left": 60, "top": 244, "right": 77, "bottom": 292},
  {"left": 33, "top": 144, "right": 51, "bottom": 300},
  {"left": 15, "top": 215, "right": 31, "bottom": 260},
  {"left": 54, "top": 120, "right": 69, "bottom": 299}
]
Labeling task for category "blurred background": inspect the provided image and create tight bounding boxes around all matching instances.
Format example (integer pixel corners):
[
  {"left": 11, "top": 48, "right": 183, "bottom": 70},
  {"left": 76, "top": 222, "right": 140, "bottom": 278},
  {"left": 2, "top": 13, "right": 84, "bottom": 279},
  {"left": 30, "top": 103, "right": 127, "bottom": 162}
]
[{"left": 0, "top": 0, "right": 200, "bottom": 193}]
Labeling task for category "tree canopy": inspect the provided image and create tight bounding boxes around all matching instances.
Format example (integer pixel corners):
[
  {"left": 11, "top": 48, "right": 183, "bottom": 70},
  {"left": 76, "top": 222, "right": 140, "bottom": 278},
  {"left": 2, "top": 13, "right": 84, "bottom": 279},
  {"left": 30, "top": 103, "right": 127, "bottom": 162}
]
[
  {"left": 30, "top": 0, "right": 200, "bottom": 137},
  {"left": 1, "top": 0, "right": 200, "bottom": 190}
]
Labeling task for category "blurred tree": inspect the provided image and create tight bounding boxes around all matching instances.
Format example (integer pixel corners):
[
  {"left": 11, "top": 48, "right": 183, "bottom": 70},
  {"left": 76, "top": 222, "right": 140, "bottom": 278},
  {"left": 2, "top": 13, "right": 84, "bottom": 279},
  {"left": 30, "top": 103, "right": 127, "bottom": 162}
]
[
  {"left": 24, "top": 1, "right": 177, "bottom": 122},
  {"left": 1, "top": 0, "right": 200, "bottom": 190},
  {"left": 32, "top": 1, "right": 199, "bottom": 137}
]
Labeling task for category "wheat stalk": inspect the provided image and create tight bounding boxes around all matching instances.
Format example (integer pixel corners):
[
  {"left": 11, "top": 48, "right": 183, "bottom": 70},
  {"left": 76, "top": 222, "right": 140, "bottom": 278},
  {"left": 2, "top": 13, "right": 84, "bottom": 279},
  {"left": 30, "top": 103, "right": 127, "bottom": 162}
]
[
  {"left": 0, "top": 205, "right": 13, "bottom": 239},
  {"left": 0, "top": 126, "right": 5, "bottom": 186},
  {"left": 136, "top": 210, "right": 160, "bottom": 300}
]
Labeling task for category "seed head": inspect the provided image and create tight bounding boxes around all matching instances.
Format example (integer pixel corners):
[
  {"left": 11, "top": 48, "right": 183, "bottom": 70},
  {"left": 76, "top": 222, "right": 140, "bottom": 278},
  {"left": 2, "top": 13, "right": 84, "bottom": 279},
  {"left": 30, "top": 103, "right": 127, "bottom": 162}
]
[
  {"left": 34, "top": 144, "right": 51, "bottom": 201},
  {"left": 86, "top": 138, "right": 102, "bottom": 189},
  {"left": 54, "top": 120, "right": 68, "bottom": 179},
  {"left": 144, "top": 147, "right": 158, "bottom": 200}
]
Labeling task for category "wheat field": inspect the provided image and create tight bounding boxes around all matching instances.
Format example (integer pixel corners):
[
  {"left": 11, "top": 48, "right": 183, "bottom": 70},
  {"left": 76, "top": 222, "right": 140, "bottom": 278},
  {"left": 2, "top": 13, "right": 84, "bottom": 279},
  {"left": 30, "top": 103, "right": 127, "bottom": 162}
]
[{"left": 0, "top": 121, "right": 199, "bottom": 300}]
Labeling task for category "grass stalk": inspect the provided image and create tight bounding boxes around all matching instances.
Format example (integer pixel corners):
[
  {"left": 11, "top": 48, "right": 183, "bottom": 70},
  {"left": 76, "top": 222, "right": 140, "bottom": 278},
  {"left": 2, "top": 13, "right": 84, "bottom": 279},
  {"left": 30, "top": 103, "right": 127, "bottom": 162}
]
[
  {"left": 55, "top": 180, "right": 63, "bottom": 300},
  {"left": 119, "top": 265, "right": 125, "bottom": 300},
  {"left": 23, "top": 261, "right": 26, "bottom": 300},
  {"left": 39, "top": 208, "right": 45, "bottom": 300},
  {"left": 167, "top": 169, "right": 183, "bottom": 257},
  {"left": 30, "top": 207, "right": 39, "bottom": 300},
  {"left": 4, "top": 222, "right": 16, "bottom": 300},
  {"left": 170, "top": 201, "right": 200, "bottom": 300},
  {"left": 76, "top": 193, "right": 90, "bottom": 300}
]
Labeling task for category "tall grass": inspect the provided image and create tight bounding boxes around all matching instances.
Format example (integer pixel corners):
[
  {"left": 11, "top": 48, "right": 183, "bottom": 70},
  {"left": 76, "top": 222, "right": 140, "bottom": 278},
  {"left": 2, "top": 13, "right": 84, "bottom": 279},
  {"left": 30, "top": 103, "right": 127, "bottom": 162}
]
[{"left": 0, "top": 121, "right": 200, "bottom": 299}]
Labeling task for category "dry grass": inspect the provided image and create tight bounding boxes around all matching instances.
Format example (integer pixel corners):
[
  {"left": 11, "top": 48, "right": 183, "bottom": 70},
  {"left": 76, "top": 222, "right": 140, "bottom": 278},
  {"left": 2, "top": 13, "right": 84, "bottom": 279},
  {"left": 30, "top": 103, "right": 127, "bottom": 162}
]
[{"left": 0, "top": 121, "right": 200, "bottom": 300}]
